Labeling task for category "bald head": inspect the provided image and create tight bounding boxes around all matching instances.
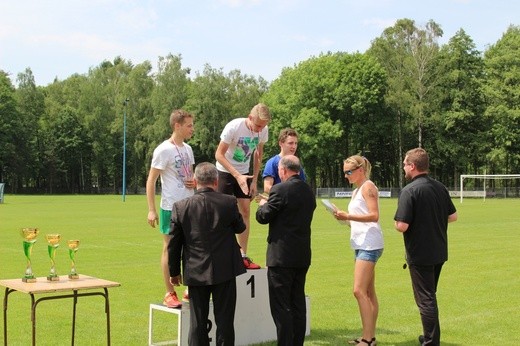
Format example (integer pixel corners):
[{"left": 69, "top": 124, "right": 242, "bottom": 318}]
[
  {"left": 194, "top": 162, "right": 218, "bottom": 188},
  {"left": 278, "top": 155, "right": 301, "bottom": 182}
]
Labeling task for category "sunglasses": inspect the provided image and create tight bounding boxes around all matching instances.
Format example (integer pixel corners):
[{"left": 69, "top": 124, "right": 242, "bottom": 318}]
[{"left": 344, "top": 167, "right": 360, "bottom": 175}]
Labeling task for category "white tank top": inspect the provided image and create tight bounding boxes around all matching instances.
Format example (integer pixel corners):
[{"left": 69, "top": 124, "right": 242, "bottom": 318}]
[{"left": 347, "top": 181, "right": 384, "bottom": 250}]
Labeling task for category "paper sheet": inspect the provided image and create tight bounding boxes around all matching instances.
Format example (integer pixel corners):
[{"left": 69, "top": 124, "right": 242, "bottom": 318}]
[{"left": 321, "top": 199, "right": 349, "bottom": 225}]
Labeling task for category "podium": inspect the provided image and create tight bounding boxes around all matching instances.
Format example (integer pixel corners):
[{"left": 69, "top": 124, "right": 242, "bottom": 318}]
[{"left": 149, "top": 268, "right": 310, "bottom": 345}]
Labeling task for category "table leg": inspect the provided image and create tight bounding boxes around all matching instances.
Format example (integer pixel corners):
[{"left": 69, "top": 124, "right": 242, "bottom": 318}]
[
  {"left": 30, "top": 294, "right": 36, "bottom": 346},
  {"left": 2, "top": 288, "right": 12, "bottom": 346},
  {"left": 72, "top": 291, "right": 78, "bottom": 345},
  {"left": 5, "top": 289, "right": 111, "bottom": 345},
  {"left": 104, "top": 288, "right": 111, "bottom": 346}
]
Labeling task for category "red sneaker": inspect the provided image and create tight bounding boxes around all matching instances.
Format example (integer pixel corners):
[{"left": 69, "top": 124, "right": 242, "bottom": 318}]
[
  {"left": 163, "top": 291, "right": 182, "bottom": 308},
  {"left": 182, "top": 289, "right": 189, "bottom": 302},
  {"left": 243, "top": 256, "right": 261, "bottom": 269}
]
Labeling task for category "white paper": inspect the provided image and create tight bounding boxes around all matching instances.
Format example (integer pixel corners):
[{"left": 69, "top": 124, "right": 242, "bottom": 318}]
[
  {"left": 321, "top": 199, "right": 349, "bottom": 225},
  {"left": 321, "top": 199, "right": 337, "bottom": 213}
]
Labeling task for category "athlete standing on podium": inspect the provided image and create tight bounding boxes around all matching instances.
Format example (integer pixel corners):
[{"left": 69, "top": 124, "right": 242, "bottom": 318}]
[
  {"left": 215, "top": 103, "right": 271, "bottom": 269},
  {"left": 146, "top": 109, "right": 195, "bottom": 309}
]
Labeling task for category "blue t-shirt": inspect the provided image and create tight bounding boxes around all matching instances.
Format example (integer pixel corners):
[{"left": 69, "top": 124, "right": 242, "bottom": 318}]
[{"left": 262, "top": 155, "right": 306, "bottom": 185}]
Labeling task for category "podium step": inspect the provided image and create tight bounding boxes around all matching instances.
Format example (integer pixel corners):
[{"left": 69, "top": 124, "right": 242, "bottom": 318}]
[{"left": 148, "top": 269, "right": 310, "bottom": 346}]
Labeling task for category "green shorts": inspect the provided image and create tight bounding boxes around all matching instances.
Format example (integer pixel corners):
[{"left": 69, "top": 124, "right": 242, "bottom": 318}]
[{"left": 159, "top": 208, "right": 172, "bottom": 235}]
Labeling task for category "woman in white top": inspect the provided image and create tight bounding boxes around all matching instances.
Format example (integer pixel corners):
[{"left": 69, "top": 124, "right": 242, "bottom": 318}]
[{"left": 334, "top": 155, "right": 384, "bottom": 346}]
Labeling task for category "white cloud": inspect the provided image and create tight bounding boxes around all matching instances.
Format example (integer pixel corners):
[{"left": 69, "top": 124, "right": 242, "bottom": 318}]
[
  {"left": 115, "top": 6, "right": 160, "bottom": 32},
  {"left": 362, "top": 18, "right": 397, "bottom": 31},
  {"left": 2, "top": 0, "right": 518, "bottom": 86},
  {"left": 216, "top": 0, "right": 263, "bottom": 8},
  {"left": 28, "top": 33, "right": 119, "bottom": 60}
]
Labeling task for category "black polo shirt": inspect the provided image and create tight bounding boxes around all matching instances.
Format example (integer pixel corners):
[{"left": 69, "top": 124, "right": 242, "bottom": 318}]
[{"left": 394, "top": 174, "right": 457, "bottom": 265}]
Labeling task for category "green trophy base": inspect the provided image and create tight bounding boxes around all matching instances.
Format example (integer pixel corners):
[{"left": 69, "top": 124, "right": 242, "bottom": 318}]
[
  {"left": 22, "top": 277, "right": 37, "bottom": 283},
  {"left": 47, "top": 275, "right": 60, "bottom": 281},
  {"left": 68, "top": 274, "right": 79, "bottom": 280}
]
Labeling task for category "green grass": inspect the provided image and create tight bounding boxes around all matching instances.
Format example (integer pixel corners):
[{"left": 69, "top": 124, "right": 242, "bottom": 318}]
[{"left": 1, "top": 195, "right": 519, "bottom": 345}]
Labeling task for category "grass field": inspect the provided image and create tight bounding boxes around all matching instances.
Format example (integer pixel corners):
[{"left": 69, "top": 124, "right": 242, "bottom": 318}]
[{"left": 1, "top": 195, "right": 519, "bottom": 345}]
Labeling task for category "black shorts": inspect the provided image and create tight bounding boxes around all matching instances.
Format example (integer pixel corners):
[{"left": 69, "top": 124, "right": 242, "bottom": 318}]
[{"left": 217, "top": 171, "right": 252, "bottom": 199}]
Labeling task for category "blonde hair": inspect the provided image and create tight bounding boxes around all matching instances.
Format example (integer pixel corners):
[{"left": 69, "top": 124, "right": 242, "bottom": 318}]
[
  {"left": 344, "top": 155, "right": 372, "bottom": 179},
  {"left": 250, "top": 103, "right": 271, "bottom": 121}
]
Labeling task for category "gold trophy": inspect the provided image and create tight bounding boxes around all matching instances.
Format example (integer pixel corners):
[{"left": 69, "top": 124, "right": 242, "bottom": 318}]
[
  {"left": 46, "top": 234, "right": 61, "bottom": 281},
  {"left": 67, "top": 240, "right": 80, "bottom": 279},
  {"left": 21, "top": 228, "right": 39, "bottom": 283}
]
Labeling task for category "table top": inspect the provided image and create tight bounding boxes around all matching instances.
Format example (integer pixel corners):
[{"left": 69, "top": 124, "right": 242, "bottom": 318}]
[{"left": 0, "top": 275, "right": 120, "bottom": 294}]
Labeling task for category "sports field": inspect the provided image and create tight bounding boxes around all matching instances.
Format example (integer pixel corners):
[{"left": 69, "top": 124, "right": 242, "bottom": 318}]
[{"left": 1, "top": 195, "right": 519, "bottom": 345}]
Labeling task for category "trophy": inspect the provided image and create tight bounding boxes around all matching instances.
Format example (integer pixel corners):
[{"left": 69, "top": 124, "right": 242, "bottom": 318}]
[
  {"left": 67, "top": 240, "right": 80, "bottom": 279},
  {"left": 46, "top": 234, "right": 61, "bottom": 281},
  {"left": 21, "top": 228, "right": 39, "bottom": 283}
]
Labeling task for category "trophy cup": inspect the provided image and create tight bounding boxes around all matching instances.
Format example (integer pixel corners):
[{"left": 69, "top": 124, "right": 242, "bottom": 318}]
[
  {"left": 21, "top": 228, "right": 39, "bottom": 283},
  {"left": 67, "top": 240, "right": 80, "bottom": 279},
  {"left": 46, "top": 234, "right": 61, "bottom": 281}
]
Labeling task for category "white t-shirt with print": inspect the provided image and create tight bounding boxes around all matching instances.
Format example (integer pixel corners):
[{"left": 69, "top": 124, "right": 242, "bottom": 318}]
[
  {"left": 216, "top": 118, "right": 269, "bottom": 174},
  {"left": 151, "top": 140, "right": 195, "bottom": 210}
]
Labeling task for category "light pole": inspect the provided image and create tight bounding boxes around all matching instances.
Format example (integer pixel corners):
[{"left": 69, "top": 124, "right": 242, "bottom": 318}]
[{"left": 122, "top": 98, "right": 129, "bottom": 202}]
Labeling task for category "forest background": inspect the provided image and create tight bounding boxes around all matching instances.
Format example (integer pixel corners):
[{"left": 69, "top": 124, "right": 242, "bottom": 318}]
[{"left": 1, "top": 19, "right": 519, "bottom": 195}]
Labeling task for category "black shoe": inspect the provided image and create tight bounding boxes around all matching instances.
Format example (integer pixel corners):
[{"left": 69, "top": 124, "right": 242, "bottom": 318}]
[
  {"left": 418, "top": 335, "right": 424, "bottom": 345},
  {"left": 348, "top": 337, "right": 376, "bottom": 346}
]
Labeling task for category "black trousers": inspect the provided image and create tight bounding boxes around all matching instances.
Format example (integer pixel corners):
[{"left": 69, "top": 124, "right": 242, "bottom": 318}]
[
  {"left": 188, "top": 279, "right": 237, "bottom": 346},
  {"left": 409, "top": 263, "right": 444, "bottom": 346},
  {"left": 267, "top": 266, "right": 308, "bottom": 346}
]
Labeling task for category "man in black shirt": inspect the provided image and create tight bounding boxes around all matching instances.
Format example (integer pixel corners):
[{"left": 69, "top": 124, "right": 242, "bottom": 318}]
[{"left": 394, "top": 148, "right": 458, "bottom": 346}]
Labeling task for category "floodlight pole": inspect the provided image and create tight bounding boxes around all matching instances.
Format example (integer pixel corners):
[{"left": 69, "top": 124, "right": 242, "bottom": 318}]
[{"left": 122, "top": 98, "right": 129, "bottom": 202}]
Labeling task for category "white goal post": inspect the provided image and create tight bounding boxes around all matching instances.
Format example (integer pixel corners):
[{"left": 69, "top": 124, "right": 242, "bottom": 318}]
[{"left": 459, "top": 174, "right": 520, "bottom": 203}]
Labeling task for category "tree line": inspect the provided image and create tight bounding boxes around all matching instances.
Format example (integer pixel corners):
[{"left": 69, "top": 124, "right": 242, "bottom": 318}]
[{"left": 1, "top": 19, "right": 519, "bottom": 194}]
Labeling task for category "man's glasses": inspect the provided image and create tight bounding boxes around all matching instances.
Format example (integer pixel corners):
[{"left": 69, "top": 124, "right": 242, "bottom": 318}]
[{"left": 344, "top": 167, "right": 360, "bottom": 175}]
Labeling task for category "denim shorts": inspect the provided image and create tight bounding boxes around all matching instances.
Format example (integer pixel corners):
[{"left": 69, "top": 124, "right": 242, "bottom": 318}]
[{"left": 355, "top": 249, "right": 383, "bottom": 263}]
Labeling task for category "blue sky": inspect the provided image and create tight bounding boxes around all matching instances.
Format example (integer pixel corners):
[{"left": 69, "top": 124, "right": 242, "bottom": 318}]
[{"left": 1, "top": 0, "right": 518, "bottom": 86}]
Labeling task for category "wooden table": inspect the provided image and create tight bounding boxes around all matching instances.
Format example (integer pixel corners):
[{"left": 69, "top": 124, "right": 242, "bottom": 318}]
[{"left": 0, "top": 275, "right": 120, "bottom": 345}]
